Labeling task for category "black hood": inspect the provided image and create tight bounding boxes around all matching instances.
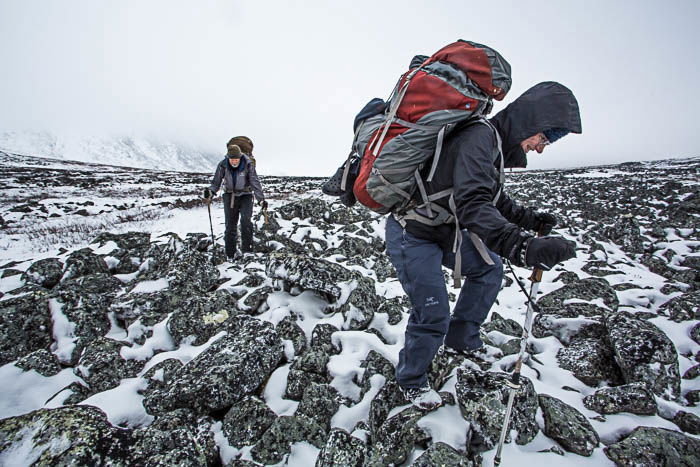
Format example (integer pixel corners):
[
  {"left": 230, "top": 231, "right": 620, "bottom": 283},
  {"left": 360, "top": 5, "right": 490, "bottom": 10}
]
[{"left": 490, "top": 81, "right": 582, "bottom": 168}]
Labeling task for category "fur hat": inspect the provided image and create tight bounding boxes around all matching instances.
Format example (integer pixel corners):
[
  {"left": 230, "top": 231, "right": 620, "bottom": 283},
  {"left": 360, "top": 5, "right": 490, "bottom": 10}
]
[
  {"left": 227, "top": 144, "right": 242, "bottom": 157},
  {"left": 227, "top": 136, "right": 253, "bottom": 155}
]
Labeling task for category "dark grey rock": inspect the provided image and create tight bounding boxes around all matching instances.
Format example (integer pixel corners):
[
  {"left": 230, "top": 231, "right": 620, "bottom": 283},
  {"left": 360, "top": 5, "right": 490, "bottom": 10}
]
[
  {"left": 0, "top": 289, "right": 53, "bottom": 365},
  {"left": 359, "top": 350, "right": 395, "bottom": 398},
  {"left": 140, "top": 358, "right": 184, "bottom": 398},
  {"left": 683, "top": 364, "right": 700, "bottom": 380},
  {"left": 251, "top": 415, "right": 327, "bottom": 465},
  {"left": 111, "top": 288, "right": 190, "bottom": 328},
  {"left": 673, "top": 410, "right": 700, "bottom": 435},
  {"left": 0, "top": 405, "right": 132, "bottom": 465},
  {"left": 131, "top": 409, "right": 218, "bottom": 466},
  {"left": 368, "top": 380, "right": 406, "bottom": 439},
  {"left": 556, "top": 336, "right": 624, "bottom": 387},
  {"left": 243, "top": 286, "right": 273, "bottom": 314},
  {"left": 93, "top": 231, "right": 151, "bottom": 254},
  {"left": 601, "top": 216, "right": 646, "bottom": 254},
  {"left": 15, "top": 349, "right": 62, "bottom": 376},
  {"left": 538, "top": 277, "right": 618, "bottom": 317},
  {"left": 455, "top": 367, "right": 539, "bottom": 450},
  {"left": 371, "top": 254, "right": 396, "bottom": 282},
  {"left": 604, "top": 426, "right": 700, "bottom": 467},
  {"left": 538, "top": 394, "right": 599, "bottom": 456},
  {"left": 292, "top": 348, "right": 330, "bottom": 376},
  {"left": 691, "top": 322, "right": 700, "bottom": 346},
  {"left": 583, "top": 383, "right": 657, "bottom": 415},
  {"left": 223, "top": 396, "right": 277, "bottom": 448},
  {"left": 62, "top": 248, "right": 109, "bottom": 281},
  {"left": 276, "top": 316, "right": 307, "bottom": 356},
  {"left": 532, "top": 313, "right": 606, "bottom": 344},
  {"left": 412, "top": 442, "right": 472, "bottom": 466},
  {"left": 365, "top": 407, "right": 431, "bottom": 466},
  {"left": 606, "top": 311, "right": 681, "bottom": 399},
  {"left": 144, "top": 316, "right": 283, "bottom": 415},
  {"left": 76, "top": 337, "right": 144, "bottom": 393},
  {"left": 167, "top": 290, "right": 242, "bottom": 345},
  {"left": 658, "top": 291, "right": 700, "bottom": 322},
  {"left": 376, "top": 298, "right": 404, "bottom": 326},
  {"left": 340, "top": 274, "right": 378, "bottom": 330},
  {"left": 285, "top": 369, "right": 328, "bottom": 401},
  {"left": 310, "top": 323, "right": 341, "bottom": 355},
  {"left": 22, "top": 257, "right": 64, "bottom": 288},
  {"left": 265, "top": 252, "right": 351, "bottom": 301},
  {"left": 296, "top": 383, "right": 346, "bottom": 430},
  {"left": 482, "top": 312, "right": 523, "bottom": 337},
  {"left": 315, "top": 428, "right": 368, "bottom": 467}
]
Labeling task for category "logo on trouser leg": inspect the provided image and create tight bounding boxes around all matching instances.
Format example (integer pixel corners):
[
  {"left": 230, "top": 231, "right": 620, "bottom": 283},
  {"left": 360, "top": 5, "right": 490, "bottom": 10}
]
[{"left": 425, "top": 296, "right": 439, "bottom": 307}]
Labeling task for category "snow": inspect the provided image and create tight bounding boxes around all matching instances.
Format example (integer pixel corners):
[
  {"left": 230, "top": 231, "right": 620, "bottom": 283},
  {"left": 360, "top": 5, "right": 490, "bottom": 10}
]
[
  {"left": 79, "top": 377, "right": 153, "bottom": 427},
  {"left": 48, "top": 299, "right": 77, "bottom": 364},
  {"left": 0, "top": 364, "right": 81, "bottom": 419}
]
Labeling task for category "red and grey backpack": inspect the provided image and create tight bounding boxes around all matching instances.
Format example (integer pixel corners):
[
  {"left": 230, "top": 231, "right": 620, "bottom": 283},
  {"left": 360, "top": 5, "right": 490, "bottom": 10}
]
[{"left": 351, "top": 40, "right": 512, "bottom": 216}]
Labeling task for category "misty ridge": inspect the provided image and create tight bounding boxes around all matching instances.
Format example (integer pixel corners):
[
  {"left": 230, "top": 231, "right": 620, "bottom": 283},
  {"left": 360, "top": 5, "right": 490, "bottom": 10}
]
[{"left": 0, "top": 149, "right": 698, "bottom": 466}]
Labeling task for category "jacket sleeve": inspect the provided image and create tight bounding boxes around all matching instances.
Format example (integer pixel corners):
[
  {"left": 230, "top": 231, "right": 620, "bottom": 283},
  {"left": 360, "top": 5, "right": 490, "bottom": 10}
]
[
  {"left": 496, "top": 193, "right": 539, "bottom": 231},
  {"left": 210, "top": 162, "right": 224, "bottom": 194},
  {"left": 451, "top": 126, "right": 531, "bottom": 261},
  {"left": 247, "top": 162, "right": 265, "bottom": 201}
]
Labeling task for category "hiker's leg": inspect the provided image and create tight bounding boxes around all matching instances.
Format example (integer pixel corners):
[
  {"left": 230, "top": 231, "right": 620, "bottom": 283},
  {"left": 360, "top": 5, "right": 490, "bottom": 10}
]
[
  {"left": 239, "top": 195, "right": 254, "bottom": 252},
  {"left": 442, "top": 231, "right": 503, "bottom": 350},
  {"left": 223, "top": 193, "right": 240, "bottom": 257},
  {"left": 385, "top": 216, "right": 450, "bottom": 388}
]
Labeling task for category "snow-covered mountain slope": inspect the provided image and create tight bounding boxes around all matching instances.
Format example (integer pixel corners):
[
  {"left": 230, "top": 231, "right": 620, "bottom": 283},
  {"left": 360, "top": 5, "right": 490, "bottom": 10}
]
[
  {"left": 0, "top": 151, "right": 698, "bottom": 466},
  {"left": 0, "top": 130, "right": 220, "bottom": 172}
]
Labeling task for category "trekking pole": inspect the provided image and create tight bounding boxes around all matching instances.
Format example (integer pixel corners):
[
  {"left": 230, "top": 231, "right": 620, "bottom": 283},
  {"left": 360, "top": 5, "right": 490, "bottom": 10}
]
[
  {"left": 494, "top": 236, "right": 545, "bottom": 466},
  {"left": 206, "top": 199, "right": 216, "bottom": 248},
  {"left": 263, "top": 204, "right": 269, "bottom": 227}
]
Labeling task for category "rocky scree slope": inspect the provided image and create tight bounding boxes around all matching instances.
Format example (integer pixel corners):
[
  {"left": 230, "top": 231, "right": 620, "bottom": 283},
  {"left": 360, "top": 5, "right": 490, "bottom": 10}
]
[{"left": 0, "top": 155, "right": 698, "bottom": 466}]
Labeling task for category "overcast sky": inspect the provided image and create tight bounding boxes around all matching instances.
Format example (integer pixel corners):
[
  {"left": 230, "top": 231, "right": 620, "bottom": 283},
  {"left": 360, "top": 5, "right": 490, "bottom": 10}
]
[{"left": 1, "top": 0, "right": 698, "bottom": 176}]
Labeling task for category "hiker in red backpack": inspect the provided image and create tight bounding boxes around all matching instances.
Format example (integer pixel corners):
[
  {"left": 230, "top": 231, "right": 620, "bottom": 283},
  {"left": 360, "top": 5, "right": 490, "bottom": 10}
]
[
  {"left": 204, "top": 139, "right": 266, "bottom": 260},
  {"left": 385, "top": 82, "right": 581, "bottom": 409}
]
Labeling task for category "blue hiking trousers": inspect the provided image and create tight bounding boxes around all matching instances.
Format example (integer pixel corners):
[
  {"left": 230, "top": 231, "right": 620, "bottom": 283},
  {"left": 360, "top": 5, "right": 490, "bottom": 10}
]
[{"left": 385, "top": 215, "right": 503, "bottom": 389}]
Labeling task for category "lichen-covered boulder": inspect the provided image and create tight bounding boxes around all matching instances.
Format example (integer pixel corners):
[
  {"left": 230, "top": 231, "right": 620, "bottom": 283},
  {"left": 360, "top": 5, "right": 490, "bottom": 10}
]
[
  {"left": 0, "top": 289, "right": 53, "bottom": 365},
  {"left": 285, "top": 370, "right": 328, "bottom": 401},
  {"left": 657, "top": 291, "right": 700, "bottom": 322},
  {"left": 537, "top": 277, "right": 618, "bottom": 318},
  {"left": 583, "top": 383, "right": 657, "bottom": 415},
  {"left": 130, "top": 409, "right": 218, "bottom": 466},
  {"left": 242, "top": 285, "right": 274, "bottom": 314},
  {"left": 601, "top": 216, "right": 646, "bottom": 254},
  {"left": 368, "top": 381, "right": 406, "bottom": 438},
  {"left": 538, "top": 394, "right": 599, "bottom": 456},
  {"left": 139, "top": 358, "right": 184, "bottom": 399},
  {"left": 0, "top": 405, "right": 132, "bottom": 465},
  {"left": 111, "top": 288, "right": 191, "bottom": 328},
  {"left": 673, "top": 411, "right": 700, "bottom": 435},
  {"left": 532, "top": 313, "right": 605, "bottom": 345},
  {"left": 144, "top": 316, "right": 283, "bottom": 415},
  {"left": 251, "top": 415, "right": 327, "bottom": 465},
  {"left": 15, "top": 349, "right": 62, "bottom": 376},
  {"left": 310, "top": 323, "right": 341, "bottom": 355},
  {"left": 92, "top": 231, "right": 152, "bottom": 274},
  {"left": 482, "top": 312, "right": 523, "bottom": 337},
  {"left": 315, "top": 428, "right": 369, "bottom": 467},
  {"left": 556, "top": 336, "right": 624, "bottom": 387},
  {"left": 75, "top": 337, "right": 144, "bottom": 393},
  {"left": 21, "top": 257, "right": 64, "bottom": 289},
  {"left": 455, "top": 367, "right": 539, "bottom": 450},
  {"left": 167, "top": 290, "right": 242, "bottom": 345},
  {"left": 376, "top": 297, "right": 405, "bottom": 326},
  {"left": 139, "top": 235, "right": 219, "bottom": 293},
  {"left": 276, "top": 316, "right": 307, "bottom": 356},
  {"left": 296, "top": 383, "right": 346, "bottom": 430},
  {"left": 265, "top": 252, "right": 352, "bottom": 301},
  {"left": 62, "top": 248, "right": 109, "bottom": 281},
  {"left": 606, "top": 311, "right": 681, "bottom": 399},
  {"left": 359, "top": 350, "right": 395, "bottom": 398},
  {"left": 339, "top": 275, "right": 378, "bottom": 331},
  {"left": 412, "top": 442, "right": 472, "bottom": 466},
  {"left": 223, "top": 396, "right": 277, "bottom": 448},
  {"left": 371, "top": 254, "right": 396, "bottom": 283},
  {"left": 277, "top": 198, "right": 334, "bottom": 222},
  {"left": 365, "top": 407, "right": 431, "bottom": 466},
  {"left": 604, "top": 426, "right": 700, "bottom": 466}
]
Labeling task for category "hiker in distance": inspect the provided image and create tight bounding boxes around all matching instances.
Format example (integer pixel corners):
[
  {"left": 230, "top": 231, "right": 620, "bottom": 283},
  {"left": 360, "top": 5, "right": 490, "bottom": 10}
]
[
  {"left": 204, "top": 137, "right": 267, "bottom": 260},
  {"left": 386, "top": 82, "right": 582, "bottom": 409}
]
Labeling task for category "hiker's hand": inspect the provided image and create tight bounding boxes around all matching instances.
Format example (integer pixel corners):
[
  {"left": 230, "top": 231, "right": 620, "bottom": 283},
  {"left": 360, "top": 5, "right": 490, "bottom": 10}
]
[
  {"left": 533, "top": 211, "right": 557, "bottom": 235},
  {"left": 525, "top": 236, "right": 576, "bottom": 270},
  {"left": 259, "top": 200, "right": 268, "bottom": 209},
  {"left": 203, "top": 188, "right": 213, "bottom": 199}
]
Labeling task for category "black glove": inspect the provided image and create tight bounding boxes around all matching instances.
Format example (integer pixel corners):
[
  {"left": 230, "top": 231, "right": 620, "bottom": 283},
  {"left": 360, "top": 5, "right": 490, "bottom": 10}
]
[
  {"left": 524, "top": 236, "right": 576, "bottom": 270},
  {"left": 259, "top": 200, "right": 268, "bottom": 209},
  {"left": 203, "top": 188, "right": 212, "bottom": 199},
  {"left": 533, "top": 212, "right": 557, "bottom": 235}
]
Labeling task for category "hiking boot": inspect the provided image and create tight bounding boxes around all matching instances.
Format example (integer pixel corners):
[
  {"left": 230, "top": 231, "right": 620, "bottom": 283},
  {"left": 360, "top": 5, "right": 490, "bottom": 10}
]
[
  {"left": 399, "top": 384, "right": 443, "bottom": 410},
  {"left": 439, "top": 345, "right": 499, "bottom": 371}
]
